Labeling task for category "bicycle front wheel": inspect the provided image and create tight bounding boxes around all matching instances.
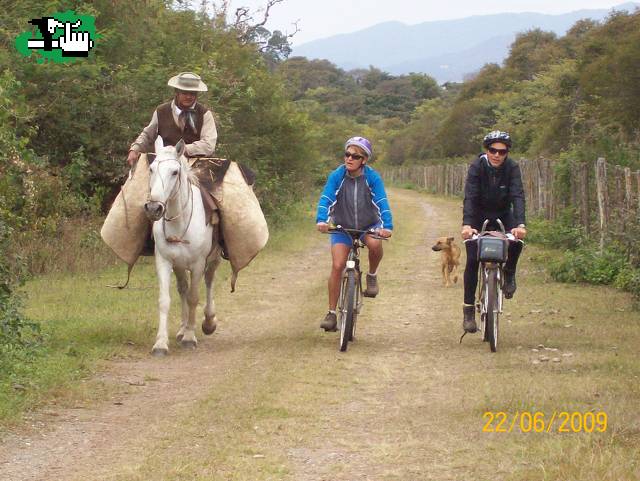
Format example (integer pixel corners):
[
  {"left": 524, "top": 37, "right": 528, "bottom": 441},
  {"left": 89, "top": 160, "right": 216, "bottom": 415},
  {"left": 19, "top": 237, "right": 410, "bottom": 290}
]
[
  {"left": 340, "top": 270, "right": 357, "bottom": 352},
  {"left": 485, "top": 268, "right": 499, "bottom": 352}
]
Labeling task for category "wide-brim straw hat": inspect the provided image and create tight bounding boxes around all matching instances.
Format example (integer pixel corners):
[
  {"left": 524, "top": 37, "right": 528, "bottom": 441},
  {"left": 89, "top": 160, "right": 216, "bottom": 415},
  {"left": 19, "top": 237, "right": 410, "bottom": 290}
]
[{"left": 167, "top": 72, "right": 208, "bottom": 92}]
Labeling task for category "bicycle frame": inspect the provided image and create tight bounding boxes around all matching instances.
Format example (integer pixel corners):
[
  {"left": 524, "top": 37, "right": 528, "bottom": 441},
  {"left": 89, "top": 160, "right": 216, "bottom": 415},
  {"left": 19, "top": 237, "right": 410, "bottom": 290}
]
[
  {"left": 337, "top": 234, "right": 364, "bottom": 331},
  {"left": 327, "top": 225, "right": 386, "bottom": 351},
  {"left": 464, "top": 218, "right": 522, "bottom": 351},
  {"left": 477, "top": 261, "right": 504, "bottom": 333}
]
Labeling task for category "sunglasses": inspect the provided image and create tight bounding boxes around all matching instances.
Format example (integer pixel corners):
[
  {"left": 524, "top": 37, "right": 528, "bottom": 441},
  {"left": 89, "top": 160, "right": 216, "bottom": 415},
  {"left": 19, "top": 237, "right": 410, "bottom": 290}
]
[
  {"left": 488, "top": 147, "right": 508, "bottom": 156},
  {"left": 344, "top": 152, "right": 365, "bottom": 161}
]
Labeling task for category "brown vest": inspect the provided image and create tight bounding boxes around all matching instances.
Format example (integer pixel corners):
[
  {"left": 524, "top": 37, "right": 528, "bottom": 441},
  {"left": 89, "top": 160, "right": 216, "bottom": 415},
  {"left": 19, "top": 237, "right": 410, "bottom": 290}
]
[{"left": 156, "top": 101, "right": 209, "bottom": 148}]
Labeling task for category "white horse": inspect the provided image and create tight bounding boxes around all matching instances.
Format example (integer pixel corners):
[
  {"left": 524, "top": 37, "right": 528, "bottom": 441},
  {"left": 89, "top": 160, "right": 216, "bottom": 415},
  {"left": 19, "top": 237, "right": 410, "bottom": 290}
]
[{"left": 144, "top": 136, "right": 222, "bottom": 356}]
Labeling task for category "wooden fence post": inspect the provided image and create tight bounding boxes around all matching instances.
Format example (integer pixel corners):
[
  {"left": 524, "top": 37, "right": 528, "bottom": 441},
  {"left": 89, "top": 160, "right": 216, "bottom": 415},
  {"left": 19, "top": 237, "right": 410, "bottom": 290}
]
[
  {"left": 580, "top": 162, "right": 590, "bottom": 231},
  {"left": 595, "top": 157, "right": 609, "bottom": 251},
  {"left": 636, "top": 171, "right": 640, "bottom": 220}
]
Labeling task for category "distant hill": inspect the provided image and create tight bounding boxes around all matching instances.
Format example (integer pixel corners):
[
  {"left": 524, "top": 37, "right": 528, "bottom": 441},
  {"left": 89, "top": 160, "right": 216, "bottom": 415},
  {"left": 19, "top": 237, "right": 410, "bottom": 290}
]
[{"left": 292, "top": 3, "right": 640, "bottom": 82}]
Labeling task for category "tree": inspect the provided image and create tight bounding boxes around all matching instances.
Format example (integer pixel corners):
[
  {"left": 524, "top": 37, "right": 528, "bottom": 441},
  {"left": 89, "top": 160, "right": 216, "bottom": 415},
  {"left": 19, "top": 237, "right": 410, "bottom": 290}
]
[{"left": 504, "top": 29, "right": 563, "bottom": 81}]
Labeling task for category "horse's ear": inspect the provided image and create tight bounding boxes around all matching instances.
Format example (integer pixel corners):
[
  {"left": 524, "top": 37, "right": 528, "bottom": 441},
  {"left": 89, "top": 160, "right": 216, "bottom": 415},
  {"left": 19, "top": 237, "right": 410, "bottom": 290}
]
[
  {"left": 154, "top": 135, "right": 164, "bottom": 154},
  {"left": 175, "top": 139, "right": 186, "bottom": 158}
]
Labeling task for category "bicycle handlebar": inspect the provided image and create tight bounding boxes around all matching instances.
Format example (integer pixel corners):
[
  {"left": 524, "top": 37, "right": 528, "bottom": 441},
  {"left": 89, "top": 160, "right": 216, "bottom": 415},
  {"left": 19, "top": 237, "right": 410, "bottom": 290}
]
[
  {"left": 326, "top": 225, "right": 389, "bottom": 240},
  {"left": 463, "top": 233, "right": 524, "bottom": 244}
]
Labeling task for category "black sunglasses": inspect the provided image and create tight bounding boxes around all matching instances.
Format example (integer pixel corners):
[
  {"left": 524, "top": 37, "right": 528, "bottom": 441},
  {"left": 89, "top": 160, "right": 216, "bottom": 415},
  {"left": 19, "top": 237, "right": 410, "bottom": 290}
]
[
  {"left": 344, "top": 152, "right": 365, "bottom": 161},
  {"left": 488, "top": 147, "right": 508, "bottom": 156}
]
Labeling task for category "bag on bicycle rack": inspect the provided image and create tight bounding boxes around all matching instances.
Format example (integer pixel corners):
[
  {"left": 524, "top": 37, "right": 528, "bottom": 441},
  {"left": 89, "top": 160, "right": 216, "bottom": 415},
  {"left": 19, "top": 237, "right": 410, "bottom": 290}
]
[{"left": 477, "top": 234, "right": 509, "bottom": 263}]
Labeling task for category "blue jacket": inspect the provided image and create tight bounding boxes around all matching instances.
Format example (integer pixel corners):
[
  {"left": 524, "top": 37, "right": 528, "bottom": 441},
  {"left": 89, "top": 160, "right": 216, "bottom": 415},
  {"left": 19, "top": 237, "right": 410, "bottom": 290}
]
[{"left": 316, "top": 165, "right": 393, "bottom": 231}]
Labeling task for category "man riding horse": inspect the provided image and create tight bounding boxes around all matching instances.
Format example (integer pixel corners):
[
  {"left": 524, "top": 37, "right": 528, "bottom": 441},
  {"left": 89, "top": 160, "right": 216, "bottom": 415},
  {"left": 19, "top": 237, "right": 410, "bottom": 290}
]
[
  {"left": 127, "top": 71, "right": 217, "bottom": 164},
  {"left": 126, "top": 72, "right": 221, "bottom": 255}
]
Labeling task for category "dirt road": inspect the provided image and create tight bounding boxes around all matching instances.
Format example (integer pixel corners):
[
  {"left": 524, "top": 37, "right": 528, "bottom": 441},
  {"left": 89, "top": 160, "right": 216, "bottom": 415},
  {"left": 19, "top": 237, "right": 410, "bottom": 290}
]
[{"left": 1, "top": 189, "right": 638, "bottom": 481}]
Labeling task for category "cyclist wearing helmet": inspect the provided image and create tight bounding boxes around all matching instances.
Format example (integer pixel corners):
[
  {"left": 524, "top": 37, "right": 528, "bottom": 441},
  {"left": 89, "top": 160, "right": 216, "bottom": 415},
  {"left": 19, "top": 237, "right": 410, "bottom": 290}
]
[
  {"left": 316, "top": 137, "right": 393, "bottom": 331},
  {"left": 460, "top": 130, "right": 527, "bottom": 333}
]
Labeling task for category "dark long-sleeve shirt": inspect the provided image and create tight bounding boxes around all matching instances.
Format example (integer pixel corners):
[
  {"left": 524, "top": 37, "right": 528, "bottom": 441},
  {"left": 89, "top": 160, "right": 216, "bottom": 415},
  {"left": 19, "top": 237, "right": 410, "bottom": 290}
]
[{"left": 462, "top": 154, "right": 526, "bottom": 227}]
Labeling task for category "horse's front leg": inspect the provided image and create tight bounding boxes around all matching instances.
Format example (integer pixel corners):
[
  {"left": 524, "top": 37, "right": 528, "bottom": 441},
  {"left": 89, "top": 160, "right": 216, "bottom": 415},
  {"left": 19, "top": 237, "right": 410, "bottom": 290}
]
[
  {"left": 152, "top": 255, "right": 173, "bottom": 356},
  {"left": 202, "top": 253, "right": 222, "bottom": 335},
  {"left": 174, "top": 267, "right": 189, "bottom": 343},
  {"left": 180, "top": 261, "right": 205, "bottom": 349}
]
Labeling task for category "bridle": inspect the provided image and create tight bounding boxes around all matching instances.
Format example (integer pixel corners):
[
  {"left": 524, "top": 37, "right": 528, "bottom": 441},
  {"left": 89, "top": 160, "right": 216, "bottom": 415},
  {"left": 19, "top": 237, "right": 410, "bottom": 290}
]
[{"left": 151, "top": 156, "right": 194, "bottom": 244}]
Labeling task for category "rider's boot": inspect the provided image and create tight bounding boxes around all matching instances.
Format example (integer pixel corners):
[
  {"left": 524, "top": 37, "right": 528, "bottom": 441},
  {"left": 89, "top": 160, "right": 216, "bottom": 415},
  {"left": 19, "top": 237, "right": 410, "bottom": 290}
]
[
  {"left": 463, "top": 304, "right": 477, "bottom": 333},
  {"left": 320, "top": 311, "right": 337, "bottom": 332},
  {"left": 503, "top": 269, "right": 517, "bottom": 299},
  {"left": 363, "top": 273, "right": 379, "bottom": 298},
  {"left": 141, "top": 232, "right": 155, "bottom": 256}
]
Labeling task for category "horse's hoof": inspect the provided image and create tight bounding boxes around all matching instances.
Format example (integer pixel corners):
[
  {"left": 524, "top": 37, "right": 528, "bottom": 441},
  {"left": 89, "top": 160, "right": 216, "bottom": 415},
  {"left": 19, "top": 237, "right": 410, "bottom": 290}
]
[
  {"left": 180, "top": 339, "right": 197, "bottom": 349},
  {"left": 176, "top": 332, "right": 184, "bottom": 342},
  {"left": 151, "top": 347, "right": 168, "bottom": 357},
  {"left": 202, "top": 319, "right": 217, "bottom": 335}
]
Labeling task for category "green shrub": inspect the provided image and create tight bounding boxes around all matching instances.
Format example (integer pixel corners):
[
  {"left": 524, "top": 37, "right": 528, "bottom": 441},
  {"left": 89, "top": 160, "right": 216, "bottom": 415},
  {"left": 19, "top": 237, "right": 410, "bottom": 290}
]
[
  {"left": 0, "top": 220, "right": 41, "bottom": 364},
  {"left": 549, "top": 244, "right": 629, "bottom": 285},
  {"left": 526, "top": 213, "right": 584, "bottom": 249}
]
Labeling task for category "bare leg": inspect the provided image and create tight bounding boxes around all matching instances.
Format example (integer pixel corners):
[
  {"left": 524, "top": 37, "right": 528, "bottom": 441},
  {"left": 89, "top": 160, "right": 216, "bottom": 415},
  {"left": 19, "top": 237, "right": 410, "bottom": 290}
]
[
  {"left": 329, "top": 244, "right": 349, "bottom": 310},
  {"left": 363, "top": 235, "right": 383, "bottom": 274}
]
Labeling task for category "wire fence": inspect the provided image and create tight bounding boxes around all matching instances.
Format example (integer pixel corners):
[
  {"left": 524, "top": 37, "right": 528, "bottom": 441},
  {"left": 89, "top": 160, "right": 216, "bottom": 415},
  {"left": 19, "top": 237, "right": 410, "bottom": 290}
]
[{"left": 381, "top": 157, "right": 640, "bottom": 250}]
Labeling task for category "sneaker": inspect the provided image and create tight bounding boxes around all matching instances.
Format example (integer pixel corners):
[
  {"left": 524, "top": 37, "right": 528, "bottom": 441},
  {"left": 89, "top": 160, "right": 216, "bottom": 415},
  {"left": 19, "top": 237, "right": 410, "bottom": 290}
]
[
  {"left": 463, "top": 304, "right": 477, "bottom": 333},
  {"left": 320, "top": 312, "right": 337, "bottom": 332},
  {"left": 503, "top": 270, "right": 517, "bottom": 299},
  {"left": 363, "top": 274, "right": 379, "bottom": 298}
]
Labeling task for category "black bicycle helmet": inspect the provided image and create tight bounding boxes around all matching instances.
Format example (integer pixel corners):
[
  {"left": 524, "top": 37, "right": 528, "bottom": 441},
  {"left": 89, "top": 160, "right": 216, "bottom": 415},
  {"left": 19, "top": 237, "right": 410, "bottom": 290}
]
[{"left": 482, "top": 130, "right": 512, "bottom": 149}]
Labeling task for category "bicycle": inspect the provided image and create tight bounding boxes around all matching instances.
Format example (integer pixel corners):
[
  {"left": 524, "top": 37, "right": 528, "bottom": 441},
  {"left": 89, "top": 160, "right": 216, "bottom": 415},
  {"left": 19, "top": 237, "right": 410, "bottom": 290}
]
[
  {"left": 463, "top": 219, "right": 524, "bottom": 352},
  {"left": 327, "top": 225, "right": 386, "bottom": 352}
]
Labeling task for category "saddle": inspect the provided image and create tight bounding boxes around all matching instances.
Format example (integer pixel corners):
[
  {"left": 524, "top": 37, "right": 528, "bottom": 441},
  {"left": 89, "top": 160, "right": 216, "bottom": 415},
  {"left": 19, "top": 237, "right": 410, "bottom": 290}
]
[{"left": 189, "top": 158, "right": 258, "bottom": 261}]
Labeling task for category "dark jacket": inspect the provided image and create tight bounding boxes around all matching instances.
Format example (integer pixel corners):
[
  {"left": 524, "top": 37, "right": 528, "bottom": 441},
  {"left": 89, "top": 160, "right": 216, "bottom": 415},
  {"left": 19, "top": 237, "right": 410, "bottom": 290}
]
[{"left": 462, "top": 154, "right": 525, "bottom": 228}]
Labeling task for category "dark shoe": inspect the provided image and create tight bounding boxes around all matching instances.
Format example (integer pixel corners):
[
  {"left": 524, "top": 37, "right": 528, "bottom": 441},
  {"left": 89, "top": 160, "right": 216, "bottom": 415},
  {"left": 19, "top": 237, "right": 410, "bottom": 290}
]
[
  {"left": 320, "top": 312, "right": 337, "bottom": 332},
  {"left": 141, "top": 234, "right": 155, "bottom": 256},
  {"left": 503, "top": 270, "right": 516, "bottom": 299},
  {"left": 363, "top": 274, "right": 379, "bottom": 298},
  {"left": 463, "top": 304, "right": 477, "bottom": 333}
]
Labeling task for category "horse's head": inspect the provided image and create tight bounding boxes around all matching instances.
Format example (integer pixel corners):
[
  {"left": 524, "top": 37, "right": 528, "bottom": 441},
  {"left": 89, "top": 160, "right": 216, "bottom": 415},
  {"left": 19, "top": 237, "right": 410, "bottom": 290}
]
[{"left": 144, "top": 137, "right": 187, "bottom": 221}]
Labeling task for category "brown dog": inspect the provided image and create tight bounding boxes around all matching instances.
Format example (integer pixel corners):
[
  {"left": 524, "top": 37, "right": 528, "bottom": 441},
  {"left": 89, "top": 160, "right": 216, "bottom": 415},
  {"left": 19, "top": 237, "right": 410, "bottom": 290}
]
[{"left": 431, "top": 236, "right": 461, "bottom": 287}]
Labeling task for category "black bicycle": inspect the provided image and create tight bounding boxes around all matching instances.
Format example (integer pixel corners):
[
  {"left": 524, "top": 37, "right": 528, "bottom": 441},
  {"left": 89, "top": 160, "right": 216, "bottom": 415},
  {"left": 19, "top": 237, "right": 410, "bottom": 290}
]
[
  {"left": 328, "top": 226, "right": 386, "bottom": 352},
  {"left": 464, "top": 219, "right": 524, "bottom": 352}
]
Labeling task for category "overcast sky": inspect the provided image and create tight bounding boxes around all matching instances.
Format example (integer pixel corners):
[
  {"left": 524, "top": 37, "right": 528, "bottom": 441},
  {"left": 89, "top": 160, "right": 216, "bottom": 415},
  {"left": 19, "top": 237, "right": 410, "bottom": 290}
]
[{"left": 228, "top": 0, "right": 634, "bottom": 45}]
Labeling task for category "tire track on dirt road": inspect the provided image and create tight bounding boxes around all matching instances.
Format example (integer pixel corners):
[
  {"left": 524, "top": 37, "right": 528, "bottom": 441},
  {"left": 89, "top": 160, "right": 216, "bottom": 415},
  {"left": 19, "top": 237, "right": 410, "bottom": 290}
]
[
  {"left": 0, "top": 188, "right": 473, "bottom": 481},
  {"left": 5, "top": 188, "right": 628, "bottom": 480}
]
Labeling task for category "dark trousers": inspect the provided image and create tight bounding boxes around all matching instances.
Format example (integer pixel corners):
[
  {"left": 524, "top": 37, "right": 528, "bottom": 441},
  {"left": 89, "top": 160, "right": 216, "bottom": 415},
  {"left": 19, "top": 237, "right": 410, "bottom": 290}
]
[
  {"left": 463, "top": 214, "right": 522, "bottom": 305},
  {"left": 463, "top": 241, "right": 523, "bottom": 304}
]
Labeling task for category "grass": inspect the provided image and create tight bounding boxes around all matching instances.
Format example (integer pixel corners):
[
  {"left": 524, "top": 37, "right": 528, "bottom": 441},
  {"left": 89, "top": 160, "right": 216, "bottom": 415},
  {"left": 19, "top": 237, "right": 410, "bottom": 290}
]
[
  {"left": 2, "top": 189, "right": 640, "bottom": 481},
  {"left": 0, "top": 197, "right": 317, "bottom": 428},
  {"left": 452, "top": 223, "right": 640, "bottom": 480}
]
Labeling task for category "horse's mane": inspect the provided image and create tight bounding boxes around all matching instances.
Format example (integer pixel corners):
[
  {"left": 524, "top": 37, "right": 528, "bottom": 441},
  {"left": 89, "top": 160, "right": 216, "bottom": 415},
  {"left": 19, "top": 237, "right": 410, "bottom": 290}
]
[
  {"left": 180, "top": 157, "right": 200, "bottom": 187},
  {"left": 156, "top": 146, "right": 199, "bottom": 187}
]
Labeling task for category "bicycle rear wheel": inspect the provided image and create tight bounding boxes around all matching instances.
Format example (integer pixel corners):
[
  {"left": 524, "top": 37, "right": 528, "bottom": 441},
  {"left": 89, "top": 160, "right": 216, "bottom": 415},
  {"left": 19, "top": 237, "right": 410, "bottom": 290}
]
[
  {"left": 340, "top": 270, "right": 357, "bottom": 352},
  {"left": 485, "top": 268, "right": 499, "bottom": 352}
]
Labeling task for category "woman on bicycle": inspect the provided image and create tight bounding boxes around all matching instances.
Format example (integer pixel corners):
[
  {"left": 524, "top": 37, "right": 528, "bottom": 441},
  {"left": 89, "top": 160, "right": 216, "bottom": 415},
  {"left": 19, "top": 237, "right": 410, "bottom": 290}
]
[
  {"left": 460, "top": 130, "right": 527, "bottom": 333},
  {"left": 316, "top": 137, "right": 393, "bottom": 331}
]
